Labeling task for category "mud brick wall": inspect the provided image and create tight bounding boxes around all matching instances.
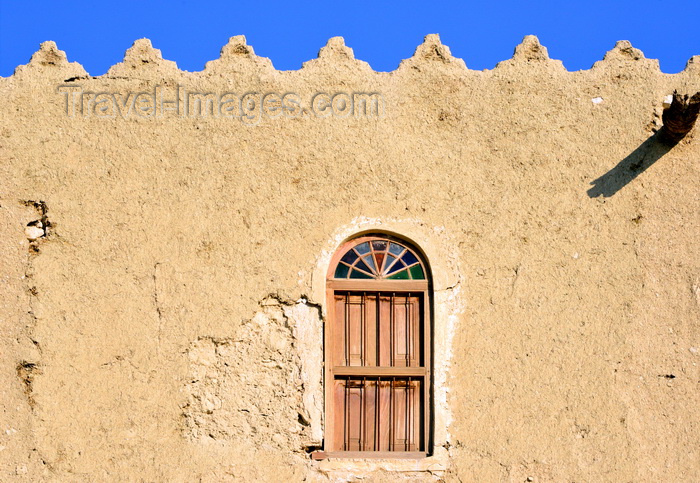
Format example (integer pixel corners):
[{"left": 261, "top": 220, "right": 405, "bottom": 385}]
[{"left": 1, "top": 34, "right": 699, "bottom": 481}]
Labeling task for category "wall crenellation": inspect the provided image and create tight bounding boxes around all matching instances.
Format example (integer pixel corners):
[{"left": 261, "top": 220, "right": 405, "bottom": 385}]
[{"left": 6, "top": 34, "right": 700, "bottom": 80}]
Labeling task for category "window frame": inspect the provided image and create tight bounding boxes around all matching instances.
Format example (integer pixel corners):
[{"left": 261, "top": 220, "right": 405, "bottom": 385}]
[{"left": 321, "top": 234, "right": 432, "bottom": 459}]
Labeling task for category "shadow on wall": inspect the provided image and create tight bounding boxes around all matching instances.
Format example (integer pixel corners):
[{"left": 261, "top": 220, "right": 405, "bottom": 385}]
[{"left": 587, "top": 132, "right": 674, "bottom": 198}]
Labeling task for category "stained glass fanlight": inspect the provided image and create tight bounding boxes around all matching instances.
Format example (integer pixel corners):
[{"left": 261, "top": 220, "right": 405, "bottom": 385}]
[{"left": 333, "top": 237, "right": 426, "bottom": 280}]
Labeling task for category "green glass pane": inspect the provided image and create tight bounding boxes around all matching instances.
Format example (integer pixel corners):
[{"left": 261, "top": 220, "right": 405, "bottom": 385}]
[
  {"left": 388, "top": 269, "right": 410, "bottom": 280},
  {"left": 409, "top": 264, "right": 425, "bottom": 280},
  {"left": 350, "top": 269, "right": 372, "bottom": 279},
  {"left": 334, "top": 263, "right": 350, "bottom": 278}
]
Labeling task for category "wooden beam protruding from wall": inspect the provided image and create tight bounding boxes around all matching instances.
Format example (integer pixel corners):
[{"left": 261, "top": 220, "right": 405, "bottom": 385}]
[{"left": 660, "top": 91, "right": 700, "bottom": 145}]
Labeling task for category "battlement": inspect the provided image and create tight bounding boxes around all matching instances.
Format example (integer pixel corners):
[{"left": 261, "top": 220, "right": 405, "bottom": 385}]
[{"left": 6, "top": 34, "right": 700, "bottom": 79}]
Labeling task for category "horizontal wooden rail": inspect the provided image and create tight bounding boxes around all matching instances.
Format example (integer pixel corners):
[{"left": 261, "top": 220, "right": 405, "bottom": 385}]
[
  {"left": 327, "top": 280, "right": 428, "bottom": 292},
  {"left": 333, "top": 366, "right": 426, "bottom": 377},
  {"left": 312, "top": 451, "right": 427, "bottom": 460}
]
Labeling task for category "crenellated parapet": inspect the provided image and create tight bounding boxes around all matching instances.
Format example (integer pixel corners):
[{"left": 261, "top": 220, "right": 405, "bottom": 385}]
[
  {"left": 6, "top": 35, "right": 700, "bottom": 79},
  {"left": 106, "top": 38, "right": 180, "bottom": 78},
  {"left": 202, "top": 35, "right": 275, "bottom": 77},
  {"left": 397, "top": 34, "right": 467, "bottom": 73},
  {"left": 494, "top": 35, "right": 565, "bottom": 72},
  {"left": 301, "top": 37, "right": 373, "bottom": 74},
  {"left": 12, "top": 41, "right": 86, "bottom": 79},
  {"left": 590, "top": 40, "right": 661, "bottom": 75}
]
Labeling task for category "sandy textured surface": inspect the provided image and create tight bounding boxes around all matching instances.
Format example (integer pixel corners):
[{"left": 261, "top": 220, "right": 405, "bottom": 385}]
[{"left": 1, "top": 35, "right": 699, "bottom": 481}]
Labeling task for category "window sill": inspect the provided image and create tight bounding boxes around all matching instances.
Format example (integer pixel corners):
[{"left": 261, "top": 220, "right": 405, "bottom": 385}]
[{"left": 310, "top": 449, "right": 449, "bottom": 478}]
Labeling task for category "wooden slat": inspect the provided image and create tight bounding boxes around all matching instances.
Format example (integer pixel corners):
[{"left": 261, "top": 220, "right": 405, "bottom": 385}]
[
  {"left": 333, "top": 294, "right": 345, "bottom": 367},
  {"left": 346, "top": 381, "right": 362, "bottom": 450},
  {"left": 364, "top": 379, "right": 377, "bottom": 450},
  {"left": 393, "top": 296, "right": 408, "bottom": 366},
  {"left": 365, "top": 294, "right": 377, "bottom": 367},
  {"left": 378, "top": 294, "right": 391, "bottom": 366},
  {"left": 392, "top": 379, "right": 405, "bottom": 450},
  {"left": 333, "top": 378, "right": 345, "bottom": 451},
  {"left": 378, "top": 378, "right": 390, "bottom": 450},
  {"left": 333, "top": 366, "right": 426, "bottom": 376},
  {"left": 347, "top": 295, "right": 363, "bottom": 366}
]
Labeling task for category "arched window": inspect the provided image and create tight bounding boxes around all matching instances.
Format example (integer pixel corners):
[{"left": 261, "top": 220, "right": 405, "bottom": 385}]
[{"left": 324, "top": 234, "right": 431, "bottom": 456}]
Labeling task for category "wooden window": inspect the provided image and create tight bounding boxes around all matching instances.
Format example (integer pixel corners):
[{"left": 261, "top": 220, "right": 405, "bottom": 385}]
[{"left": 323, "top": 235, "right": 431, "bottom": 458}]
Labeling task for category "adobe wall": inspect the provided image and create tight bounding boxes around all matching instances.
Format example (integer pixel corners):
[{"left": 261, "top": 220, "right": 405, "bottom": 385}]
[{"left": 0, "top": 34, "right": 699, "bottom": 481}]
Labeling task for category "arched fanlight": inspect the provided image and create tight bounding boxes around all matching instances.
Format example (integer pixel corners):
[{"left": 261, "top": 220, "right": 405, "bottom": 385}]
[{"left": 332, "top": 237, "right": 426, "bottom": 280}]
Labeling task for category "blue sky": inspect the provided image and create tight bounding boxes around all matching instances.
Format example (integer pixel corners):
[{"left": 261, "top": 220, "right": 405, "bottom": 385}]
[{"left": 1, "top": 0, "right": 699, "bottom": 77}]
